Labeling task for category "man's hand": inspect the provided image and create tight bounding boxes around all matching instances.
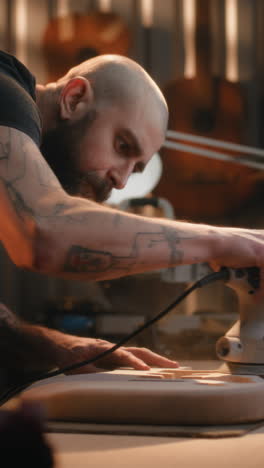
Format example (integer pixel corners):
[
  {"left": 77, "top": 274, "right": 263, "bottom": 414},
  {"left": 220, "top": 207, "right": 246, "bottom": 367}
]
[
  {"left": 0, "top": 305, "right": 178, "bottom": 379},
  {"left": 210, "top": 228, "right": 264, "bottom": 270},
  {"left": 54, "top": 335, "right": 179, "bottom": 374}
]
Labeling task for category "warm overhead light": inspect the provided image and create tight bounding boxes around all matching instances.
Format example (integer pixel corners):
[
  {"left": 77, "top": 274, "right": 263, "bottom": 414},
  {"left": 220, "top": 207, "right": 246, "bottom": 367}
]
[
  {"left": 183, "top": 0, "right": 196, "bottom": 78},
  {"left": 15, "top": 0, "right": 27, "bottom": 64},
  {"left": 98, "top": 0, "right": 112, "bottom": 13},
  {"left": 225, "top": 0, "right": 239, "bottom": 82},
  {"left": 140, "top": 0, "right": 154, "bottom": 28},
  {"left": 57, "top": 0, "right": 74, "bottom": 41},
  {"left": 57, "top": 0, "right": 70, "bottom": 18}
]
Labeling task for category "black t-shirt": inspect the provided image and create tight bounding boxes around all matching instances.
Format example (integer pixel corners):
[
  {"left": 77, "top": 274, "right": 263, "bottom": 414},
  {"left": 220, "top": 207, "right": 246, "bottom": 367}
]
[{"left": 0, "top": 50, "right": 41, "bottom": 146}]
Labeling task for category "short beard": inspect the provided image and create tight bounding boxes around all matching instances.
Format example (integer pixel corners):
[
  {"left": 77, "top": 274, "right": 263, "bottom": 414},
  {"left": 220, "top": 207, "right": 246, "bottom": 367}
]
[
  {"left": 73, "top": 171, "right": 113, "bottom": 202},
  {"left": 40, "top": 110, "right": 112, "bottom": 202}
]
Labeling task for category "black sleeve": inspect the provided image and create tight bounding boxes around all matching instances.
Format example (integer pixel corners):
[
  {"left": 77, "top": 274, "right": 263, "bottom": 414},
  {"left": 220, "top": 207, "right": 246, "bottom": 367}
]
[{"left": 0, "top": 71, "right": 41, "bottom": 147}]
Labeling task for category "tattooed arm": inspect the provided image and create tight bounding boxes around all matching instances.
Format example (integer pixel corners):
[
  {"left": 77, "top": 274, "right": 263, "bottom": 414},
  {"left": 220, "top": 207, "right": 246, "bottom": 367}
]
[{"left": 1, "top": 125, "right": 264, "bottom": 281}]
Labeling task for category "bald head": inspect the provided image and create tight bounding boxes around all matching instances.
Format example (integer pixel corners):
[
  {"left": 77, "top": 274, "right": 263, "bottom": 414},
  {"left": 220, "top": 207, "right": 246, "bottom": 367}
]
[
  {"left": 58, "top": 54, "right": 168, "bottom": 133},
  {"left": 39, "top": 55, "right": 168, "bottom": 203}
]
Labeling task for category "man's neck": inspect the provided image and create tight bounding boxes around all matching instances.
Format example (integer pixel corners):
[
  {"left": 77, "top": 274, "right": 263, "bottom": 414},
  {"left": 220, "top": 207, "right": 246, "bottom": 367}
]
[{"left": 35, "top": 83, "right": 59, "bottom": 134}]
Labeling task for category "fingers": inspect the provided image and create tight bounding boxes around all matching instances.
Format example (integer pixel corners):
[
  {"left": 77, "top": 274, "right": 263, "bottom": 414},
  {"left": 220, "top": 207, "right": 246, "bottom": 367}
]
[
  {"left": 97, "top": 348, "right": 151, "bottom": 371},
  {"left": 61, "top": 336, "right": 179, "bottom": 374},
  {"left": 125, "top": 347, "right": 179, "bottom": 368},
  {"left": 94, "top": 340, "right": 179, "bottom": 369}
]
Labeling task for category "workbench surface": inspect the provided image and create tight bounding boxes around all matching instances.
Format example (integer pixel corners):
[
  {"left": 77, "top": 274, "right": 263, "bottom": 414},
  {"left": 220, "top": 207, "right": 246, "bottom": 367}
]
[{"left": 47, "top": 425, "right": 264, "bottom": 468}]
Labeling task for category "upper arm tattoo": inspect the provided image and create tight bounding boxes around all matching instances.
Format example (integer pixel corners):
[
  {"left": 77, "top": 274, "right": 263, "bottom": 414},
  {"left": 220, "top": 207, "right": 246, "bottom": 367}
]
[{"left": 0, "top": 127, "right": 62, "bottom": 220}]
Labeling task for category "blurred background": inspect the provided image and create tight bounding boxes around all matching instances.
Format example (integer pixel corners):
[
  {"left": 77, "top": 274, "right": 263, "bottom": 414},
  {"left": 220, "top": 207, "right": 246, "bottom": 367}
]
[{"left": 1, "top": 0, "right": 264, "bottom": 361}]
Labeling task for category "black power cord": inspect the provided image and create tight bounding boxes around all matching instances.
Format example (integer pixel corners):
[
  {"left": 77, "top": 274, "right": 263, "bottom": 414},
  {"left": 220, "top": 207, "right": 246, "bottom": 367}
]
[{"left": 0, "top": 268, "right": 230, "bottom": 406}]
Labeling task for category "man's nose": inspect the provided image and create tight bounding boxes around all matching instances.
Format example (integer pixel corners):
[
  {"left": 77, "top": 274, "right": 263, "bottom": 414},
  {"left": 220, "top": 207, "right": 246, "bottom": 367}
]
[{"left": 110, "top": 163, "right": 134, "bottom": 190}]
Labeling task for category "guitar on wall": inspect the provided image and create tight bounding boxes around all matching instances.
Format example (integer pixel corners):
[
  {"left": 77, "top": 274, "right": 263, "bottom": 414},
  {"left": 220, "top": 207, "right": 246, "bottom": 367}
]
[
  {"left": 154, "top": 0, "right": 259, "bottom": 221},
  {"left": 42, "top": 8, "right": 131, "bottom": 82}
]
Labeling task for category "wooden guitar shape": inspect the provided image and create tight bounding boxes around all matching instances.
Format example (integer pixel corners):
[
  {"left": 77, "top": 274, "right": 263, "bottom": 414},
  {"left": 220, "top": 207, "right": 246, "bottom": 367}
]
[{"left": 154, "top": 0, "right": 258, "bottom": 220}]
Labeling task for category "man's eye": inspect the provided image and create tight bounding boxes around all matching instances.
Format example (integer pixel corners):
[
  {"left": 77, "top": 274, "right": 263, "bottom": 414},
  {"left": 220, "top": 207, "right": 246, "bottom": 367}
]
[{"left": 116, "top": 137, "right": 131, "bottom": 155}]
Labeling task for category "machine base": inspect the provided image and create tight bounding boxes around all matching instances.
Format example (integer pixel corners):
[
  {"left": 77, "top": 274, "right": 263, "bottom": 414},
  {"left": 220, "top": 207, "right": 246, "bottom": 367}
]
[{"left": 218, "top": 362, "right": 264, "bottom": 376}]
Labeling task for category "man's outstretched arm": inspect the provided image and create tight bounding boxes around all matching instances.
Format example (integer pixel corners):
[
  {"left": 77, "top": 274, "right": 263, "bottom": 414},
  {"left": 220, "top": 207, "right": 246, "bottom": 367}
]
[{"left": 1, "top": 126, "right": 264, "bottom": 282}]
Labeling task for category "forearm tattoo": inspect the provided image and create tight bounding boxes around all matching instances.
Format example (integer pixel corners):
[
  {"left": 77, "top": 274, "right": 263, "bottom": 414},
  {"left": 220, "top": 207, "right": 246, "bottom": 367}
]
[
  {"left": 64, "top": 226, "right": 186, "bottom": 274},
  {"left": 0, "top": 127, "right": 195, "bottom": 276}
]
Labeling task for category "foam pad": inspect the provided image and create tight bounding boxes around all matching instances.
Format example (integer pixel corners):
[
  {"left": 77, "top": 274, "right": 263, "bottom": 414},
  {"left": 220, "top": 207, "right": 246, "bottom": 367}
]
[{"left": 3, "top": 368, "right": 264, "bottom": 426}]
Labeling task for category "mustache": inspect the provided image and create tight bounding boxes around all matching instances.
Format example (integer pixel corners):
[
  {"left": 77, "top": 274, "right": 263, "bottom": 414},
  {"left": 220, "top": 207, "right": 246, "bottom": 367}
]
[{"left": 74, "top": 172, "right": 113, "bottom": 202}]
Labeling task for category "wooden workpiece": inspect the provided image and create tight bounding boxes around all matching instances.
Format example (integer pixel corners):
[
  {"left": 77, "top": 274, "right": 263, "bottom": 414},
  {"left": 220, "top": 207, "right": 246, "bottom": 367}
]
[{"left": 4, "top": 367, "right": 264, "bottom": 426}]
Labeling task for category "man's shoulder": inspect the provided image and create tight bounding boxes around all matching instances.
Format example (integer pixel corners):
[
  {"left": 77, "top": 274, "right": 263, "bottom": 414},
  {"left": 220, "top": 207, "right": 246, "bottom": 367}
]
[
  {"left": 0, "top": 51, "right": 41, "bottom": 146},
  {"left": 0, "top": 50, "right": 36, "bottom": 99}
]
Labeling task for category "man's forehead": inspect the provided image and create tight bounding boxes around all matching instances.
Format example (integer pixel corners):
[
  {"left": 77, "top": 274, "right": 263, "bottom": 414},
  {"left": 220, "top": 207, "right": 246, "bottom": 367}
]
[
  {"left": 128, "top": 95, "right": 165, "bottom": 132},
  {"left": 135, "top": 116, "right": 165, "bottom": 156},
  {"left": 122, "top": 122, "right": 163, "bottom": 167}
]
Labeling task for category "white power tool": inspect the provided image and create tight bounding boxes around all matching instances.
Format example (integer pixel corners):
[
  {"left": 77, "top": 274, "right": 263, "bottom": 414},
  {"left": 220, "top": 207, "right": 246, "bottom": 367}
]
[{"left": 216, "top": 267, "right": 264, "bottom": 374}]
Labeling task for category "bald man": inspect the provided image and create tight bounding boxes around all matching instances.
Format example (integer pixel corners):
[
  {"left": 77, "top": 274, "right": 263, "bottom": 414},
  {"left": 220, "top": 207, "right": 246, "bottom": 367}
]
[{"left": 0, "top": 50, "right": 264, "bottom": 381}]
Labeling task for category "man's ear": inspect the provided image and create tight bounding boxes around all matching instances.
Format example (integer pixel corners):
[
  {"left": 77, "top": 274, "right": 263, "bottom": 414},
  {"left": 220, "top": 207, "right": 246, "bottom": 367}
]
[{"left": 59, "top": 76, "right": 93, "bottom": 121}]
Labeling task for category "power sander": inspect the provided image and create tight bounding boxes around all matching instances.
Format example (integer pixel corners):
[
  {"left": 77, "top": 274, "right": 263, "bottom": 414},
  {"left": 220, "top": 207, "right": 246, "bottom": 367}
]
[{"left": 216, "top": 266, "right": 264, "bottom": 375}]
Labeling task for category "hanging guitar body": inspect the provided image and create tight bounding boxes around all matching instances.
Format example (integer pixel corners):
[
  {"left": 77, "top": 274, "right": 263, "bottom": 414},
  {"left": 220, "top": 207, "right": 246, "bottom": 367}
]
[
  {"left": 155, "top": 76, "right": 259, "bottom": 220},
  {"left": 42, "top": 11, "right": 131, "bottom": 82},
  {"left": 154, "top": 1, "right": 258, "bottom": 221}
]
